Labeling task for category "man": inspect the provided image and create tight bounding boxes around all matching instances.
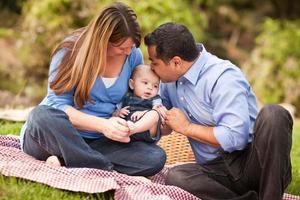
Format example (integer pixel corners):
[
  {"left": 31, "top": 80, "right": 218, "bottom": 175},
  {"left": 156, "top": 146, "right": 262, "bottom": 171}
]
[{"left": 144, "top": 22, "right": 293, "bottom": 200}]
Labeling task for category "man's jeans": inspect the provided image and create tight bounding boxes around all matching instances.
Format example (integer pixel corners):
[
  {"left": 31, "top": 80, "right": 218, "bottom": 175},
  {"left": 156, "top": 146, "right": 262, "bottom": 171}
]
[
  {"left": 165, "top": 105, "right": 293, "bottom": 200},
  {"left": 23, "top": 105, "right": 166, "bottom": 176}
]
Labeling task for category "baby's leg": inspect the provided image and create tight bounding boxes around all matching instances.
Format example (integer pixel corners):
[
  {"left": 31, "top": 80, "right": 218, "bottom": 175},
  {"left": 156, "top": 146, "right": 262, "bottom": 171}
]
[{"left": 129, "top": 110, "right": 160, "bottom": 137}]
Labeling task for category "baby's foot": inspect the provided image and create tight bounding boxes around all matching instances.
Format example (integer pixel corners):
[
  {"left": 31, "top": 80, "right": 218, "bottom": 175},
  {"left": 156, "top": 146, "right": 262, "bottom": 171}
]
[
  {"left": 127, "top": 120, "right": 136, "bottom": 135},
  {"left": 46, "top": 155, "right": 61, "bottom": 167}
]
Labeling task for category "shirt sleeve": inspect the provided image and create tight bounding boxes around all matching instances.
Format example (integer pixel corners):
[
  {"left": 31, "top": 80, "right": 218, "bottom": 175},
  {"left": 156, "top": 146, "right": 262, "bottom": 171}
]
[
  {"left": 152, "top": 95, "right": 163, "bottom": 106},
  {"left": 46, "top": 49, "right": 75, "bottom": 111},
  {"left": 211, "top": 68, "right": 251, "bottom": 153},
  {"left": 159, "top": 83, "right": 172, "bottom": 109}
]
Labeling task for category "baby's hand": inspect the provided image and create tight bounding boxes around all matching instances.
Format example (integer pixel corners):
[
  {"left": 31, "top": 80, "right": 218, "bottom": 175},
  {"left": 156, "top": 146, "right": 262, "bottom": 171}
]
[
  {"left": 153, "top": 105, "right": 167, "bottom": 124},
  {"left": 118, "top": 106, "right": 130, "bottom": 118},
  {"left": 130, "top": 111, "right": 147, "bottom": 122},
  {"left": 127, "top": 121, "right": 136, "bottom": 135}
]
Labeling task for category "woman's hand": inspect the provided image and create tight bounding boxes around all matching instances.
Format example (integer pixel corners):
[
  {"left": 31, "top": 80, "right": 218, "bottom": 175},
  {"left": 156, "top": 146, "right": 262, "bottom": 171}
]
[
  {"left": 165, "top": 108, "right": 190, "bottom": 135},
  {"left": 101, "top": 117, "right": 131, "bottom": 142}
]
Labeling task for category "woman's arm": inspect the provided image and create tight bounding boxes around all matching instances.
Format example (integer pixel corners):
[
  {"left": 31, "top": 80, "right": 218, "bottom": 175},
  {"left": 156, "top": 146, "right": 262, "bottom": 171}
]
[{"left": 65, "top": 106, "right": 131, "bottom": 143}]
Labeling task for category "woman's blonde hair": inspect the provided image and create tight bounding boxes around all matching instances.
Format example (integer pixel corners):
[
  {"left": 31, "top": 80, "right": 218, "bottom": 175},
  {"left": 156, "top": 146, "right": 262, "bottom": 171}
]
[{"left": 50, "top": 2, "right": 141, "bottom": 108}]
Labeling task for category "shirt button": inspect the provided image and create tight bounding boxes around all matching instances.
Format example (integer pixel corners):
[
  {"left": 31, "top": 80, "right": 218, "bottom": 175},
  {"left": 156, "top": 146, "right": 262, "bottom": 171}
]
[
  {"left": 180, "top": 97, "right": 184, "bottom": 101},
  {"left": 179, "top": 82, "right": 183, "bottom": 85}
]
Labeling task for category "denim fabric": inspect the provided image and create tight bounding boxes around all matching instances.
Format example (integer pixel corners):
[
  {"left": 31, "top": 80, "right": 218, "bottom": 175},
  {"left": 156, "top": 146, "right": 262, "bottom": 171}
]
[
  {"left": 165, "top": 105, "right": 293, "bottom": 200},
  {"left": 23, "top": 105, "right": 166, "bottom": 176}
]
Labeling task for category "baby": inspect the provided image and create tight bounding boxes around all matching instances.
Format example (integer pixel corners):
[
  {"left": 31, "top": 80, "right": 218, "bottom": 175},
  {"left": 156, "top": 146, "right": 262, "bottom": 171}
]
[{"left": 114, "top": 64, "right": 163, "bottom": 142}]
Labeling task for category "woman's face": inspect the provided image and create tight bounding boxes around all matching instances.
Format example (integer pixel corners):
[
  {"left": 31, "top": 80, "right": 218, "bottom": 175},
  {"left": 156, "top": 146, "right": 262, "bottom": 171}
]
[{"left": 107, "top": 37, "right": 135, "bottom": 57}]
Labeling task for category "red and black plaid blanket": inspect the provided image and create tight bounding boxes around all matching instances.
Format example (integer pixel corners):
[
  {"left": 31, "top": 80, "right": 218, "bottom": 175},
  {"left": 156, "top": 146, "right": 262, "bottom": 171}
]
[{"left": 0, "top": 135, "right": 299, "bottom": 200}]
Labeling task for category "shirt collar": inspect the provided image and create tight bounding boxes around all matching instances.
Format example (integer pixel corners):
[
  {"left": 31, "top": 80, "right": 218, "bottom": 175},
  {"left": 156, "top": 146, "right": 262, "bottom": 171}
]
[{"left": 181, "top": 44, "right": 207, "bottom": 85}]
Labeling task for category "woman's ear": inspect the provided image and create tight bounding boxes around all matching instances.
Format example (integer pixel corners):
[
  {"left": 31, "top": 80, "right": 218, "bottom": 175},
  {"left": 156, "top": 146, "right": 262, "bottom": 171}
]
[{"left": 129, "top": 79, "right": 134, "bottom": 90}]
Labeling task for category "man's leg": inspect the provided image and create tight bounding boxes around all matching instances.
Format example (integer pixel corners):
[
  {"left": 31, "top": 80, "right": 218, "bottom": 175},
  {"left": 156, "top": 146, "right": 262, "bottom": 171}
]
[
  {"left": 165, "top": 161, "right": 251, "bottom": 200},
  {"left": 23, "top": 105, "right": 113, "bottom": 170},
  {"left": 243, "top": 105, "right": 293, "bottom": 200},
  {"left": 89, "top": 138, "right": 166, "bottom": 176}
]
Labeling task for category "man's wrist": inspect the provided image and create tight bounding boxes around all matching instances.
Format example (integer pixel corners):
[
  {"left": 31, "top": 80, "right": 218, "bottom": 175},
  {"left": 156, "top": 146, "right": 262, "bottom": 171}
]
[{"left": 181, "top": 121, "right": 192, "bottom": 136}]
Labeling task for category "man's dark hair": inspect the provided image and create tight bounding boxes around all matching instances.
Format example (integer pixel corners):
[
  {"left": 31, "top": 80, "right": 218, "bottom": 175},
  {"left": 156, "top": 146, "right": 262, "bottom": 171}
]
[{"left": 144, "top": 22, "right": 199, "bottom": 63}]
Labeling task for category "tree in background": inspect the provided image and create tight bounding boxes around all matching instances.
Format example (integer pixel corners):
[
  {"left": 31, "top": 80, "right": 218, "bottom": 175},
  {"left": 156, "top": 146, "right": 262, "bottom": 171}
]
[
  {"left": 5, "top": 0, "right": 205, "bottom": 102},
  {"left": 244, "top": 19, "right": 300, "bottom": 112},
  {"left": 0, "top": 0, "right": 300, "bottom": 115}
]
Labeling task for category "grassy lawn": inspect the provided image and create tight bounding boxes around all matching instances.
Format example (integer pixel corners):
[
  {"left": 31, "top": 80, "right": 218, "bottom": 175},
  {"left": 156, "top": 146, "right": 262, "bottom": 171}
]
[
  {"left": 0, "top": 121, "right": 113, "bottom": 200},
  {"left": 0, "top": 119, "right": 299, "bottom": 199}
]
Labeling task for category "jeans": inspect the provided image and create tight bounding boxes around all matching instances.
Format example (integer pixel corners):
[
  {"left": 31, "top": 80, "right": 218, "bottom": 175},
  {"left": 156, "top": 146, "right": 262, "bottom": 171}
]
[
  {"left": 23, "top": 105, "right": 166, "bottom": 176},
  {"left": 165, "top": 105, "right": 293, "bottom": 200}
]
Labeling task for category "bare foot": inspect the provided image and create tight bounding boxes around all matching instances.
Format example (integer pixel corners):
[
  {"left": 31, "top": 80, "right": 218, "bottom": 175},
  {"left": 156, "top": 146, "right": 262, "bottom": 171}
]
[{"left": 46, "top": 156, "right": 61, "bottom": 167}]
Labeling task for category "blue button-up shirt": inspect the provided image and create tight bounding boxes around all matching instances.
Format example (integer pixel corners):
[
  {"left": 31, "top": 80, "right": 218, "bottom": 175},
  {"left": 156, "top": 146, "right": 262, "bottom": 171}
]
[
  {"left": 20, "top": 47, "right": 143, "bottom": 149},
  {"left": 160, "top": 44, "right": 258, "bottom": 164}
]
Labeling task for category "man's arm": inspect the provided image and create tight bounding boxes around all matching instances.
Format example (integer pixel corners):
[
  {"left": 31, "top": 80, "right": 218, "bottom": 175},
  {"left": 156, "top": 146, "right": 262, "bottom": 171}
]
[{"left": 166, "top": 108, "right": 220, "bottom": 147}]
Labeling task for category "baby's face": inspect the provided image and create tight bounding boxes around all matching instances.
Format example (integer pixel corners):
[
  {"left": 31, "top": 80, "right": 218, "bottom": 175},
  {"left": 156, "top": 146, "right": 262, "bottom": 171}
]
[{"left": 131, "top": 71, "right": 160, "bottom": 99}]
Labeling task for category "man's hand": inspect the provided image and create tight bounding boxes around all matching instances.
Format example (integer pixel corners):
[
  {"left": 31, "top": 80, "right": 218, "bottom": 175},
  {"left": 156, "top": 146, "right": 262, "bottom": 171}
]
[
  {"left": 165, "top": 108, "right": 190, "bottom": 135},
  {"left": 153, "top": 105, "right": 168, "bottom": 125}
]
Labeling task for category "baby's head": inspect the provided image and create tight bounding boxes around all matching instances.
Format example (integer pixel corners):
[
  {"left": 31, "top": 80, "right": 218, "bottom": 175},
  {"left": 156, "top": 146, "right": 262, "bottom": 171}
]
[{"left": 129, "top": 64, "right": 160, "bottom": 99}]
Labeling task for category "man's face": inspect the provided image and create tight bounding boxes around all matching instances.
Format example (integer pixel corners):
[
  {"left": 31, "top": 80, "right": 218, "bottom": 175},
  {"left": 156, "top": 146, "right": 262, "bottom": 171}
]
[{"left": 147, "top": 45, "right": 181, "bottom": 82}]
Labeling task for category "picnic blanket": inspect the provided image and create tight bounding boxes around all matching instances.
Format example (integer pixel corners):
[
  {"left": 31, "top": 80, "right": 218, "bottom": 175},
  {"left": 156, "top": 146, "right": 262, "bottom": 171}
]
[{"left": 0, "top": 135, "right": 299, "bottom": 200}]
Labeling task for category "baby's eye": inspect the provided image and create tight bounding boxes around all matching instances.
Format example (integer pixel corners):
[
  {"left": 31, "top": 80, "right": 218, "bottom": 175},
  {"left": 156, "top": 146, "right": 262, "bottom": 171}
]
[
  {"left": 142, "top": 81, "right": 148, "bottom": 85},
  {"left": 154, "top": 85, "right": 158, "bottom": 88}
]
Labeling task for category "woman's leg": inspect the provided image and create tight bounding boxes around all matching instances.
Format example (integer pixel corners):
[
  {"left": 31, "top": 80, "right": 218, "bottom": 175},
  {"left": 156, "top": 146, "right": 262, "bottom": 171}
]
[
  {"left": 23, "top": 105, "right": 113, "bottom": 170},
  {"left": 89, "top": 138, "right": 166, "bottom": 176}
]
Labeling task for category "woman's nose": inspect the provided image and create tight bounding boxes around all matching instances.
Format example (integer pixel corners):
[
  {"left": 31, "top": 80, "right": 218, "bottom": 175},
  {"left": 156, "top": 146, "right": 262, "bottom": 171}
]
[{"left": 123, "top": 48, "right": 131, "bottom": 55}]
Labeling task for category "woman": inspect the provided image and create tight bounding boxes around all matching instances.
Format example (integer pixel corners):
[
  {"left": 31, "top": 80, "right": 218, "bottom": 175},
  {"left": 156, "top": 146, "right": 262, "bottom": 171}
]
[{"left": 20, "top": 2, "right": 166, "bottom": 176}]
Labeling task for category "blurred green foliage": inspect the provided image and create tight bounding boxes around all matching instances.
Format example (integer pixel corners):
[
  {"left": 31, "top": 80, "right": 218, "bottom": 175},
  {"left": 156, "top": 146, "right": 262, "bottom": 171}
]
[
  {"left": 0, "top": 0, "right": 300, "bottom": 115},
  {"left": 244, "top": 19, "right": 300, "bottom": 109},
  {"left": 5, "top": 0, "right": 205, "bottom": 101}
]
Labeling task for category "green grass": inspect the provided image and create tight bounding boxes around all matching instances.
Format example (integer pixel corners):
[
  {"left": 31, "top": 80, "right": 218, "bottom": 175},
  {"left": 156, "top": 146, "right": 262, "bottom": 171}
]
[
  {"left": 0, "top": 120, "right": 300, "bottom": 198},
  {"left": 0, "top": 121, "right": 113, "bottom": 200},
  {"left": 286, "top": 119, "right": 300, "bottom": 195}
]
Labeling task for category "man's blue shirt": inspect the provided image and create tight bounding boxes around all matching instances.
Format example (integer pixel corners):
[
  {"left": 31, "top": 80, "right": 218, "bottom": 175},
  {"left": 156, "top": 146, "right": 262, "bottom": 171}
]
[{"left": 160, "top": 44, "right": 258, "bottom": 164}]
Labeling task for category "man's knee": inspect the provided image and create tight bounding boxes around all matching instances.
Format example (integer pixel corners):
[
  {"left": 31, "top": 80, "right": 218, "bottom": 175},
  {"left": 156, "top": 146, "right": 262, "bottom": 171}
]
[
  {"left": 165, "top": 166, "right": 185, "bottom": 186},
  {"left": 259, "top": 104, "right": 293, "bottom": 124}
]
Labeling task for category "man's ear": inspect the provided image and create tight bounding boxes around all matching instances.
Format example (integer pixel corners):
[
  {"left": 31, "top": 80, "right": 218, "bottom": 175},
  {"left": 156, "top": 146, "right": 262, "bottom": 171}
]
[
  {"left": 172, "top": 56, "right": 182, "bottom": 68},
  {"left": 129, "top": 79, "right": 134, "bottom": 90}
]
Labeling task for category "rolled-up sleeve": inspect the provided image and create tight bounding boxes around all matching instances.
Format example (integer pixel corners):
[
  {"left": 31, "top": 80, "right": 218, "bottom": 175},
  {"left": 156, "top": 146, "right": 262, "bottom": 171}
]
[
  {"left": 211, "top": 68, "right": 251, "bottom": 152},
  {"left": 45, "top": 49, "right": 75, "bottom": 111}
]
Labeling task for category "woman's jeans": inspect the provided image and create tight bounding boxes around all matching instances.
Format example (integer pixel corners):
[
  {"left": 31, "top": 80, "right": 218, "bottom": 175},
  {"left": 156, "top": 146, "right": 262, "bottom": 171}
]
[
  {"left": 165, "top": 105, "right": 293, "bottom": 200},
  {"left": 23, "top": 105, "right": 166, "bottom": 176}
]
